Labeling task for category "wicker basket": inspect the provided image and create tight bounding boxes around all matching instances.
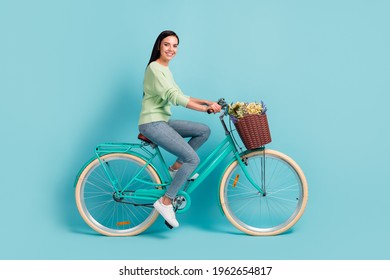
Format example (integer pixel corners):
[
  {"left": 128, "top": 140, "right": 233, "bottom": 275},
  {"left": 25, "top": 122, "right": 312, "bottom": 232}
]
[{"left": 234, "top": 114, "right": 272, "bottom": 150}]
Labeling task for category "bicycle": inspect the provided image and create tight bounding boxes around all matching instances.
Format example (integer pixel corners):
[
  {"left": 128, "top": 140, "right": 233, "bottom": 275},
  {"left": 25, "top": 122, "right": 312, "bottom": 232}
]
[{"left": 74, "top": 98, "right": 308, "bottom": 236}]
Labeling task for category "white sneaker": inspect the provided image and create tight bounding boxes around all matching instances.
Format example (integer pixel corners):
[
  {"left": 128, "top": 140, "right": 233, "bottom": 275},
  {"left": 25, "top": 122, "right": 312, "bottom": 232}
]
[
  {"left": 188, "top": 173, "right": 199, "bottom": 180},
  {"left": 169, "top": 168, "right": 178, "bottom": 179},
  {"left": 153, "top": 198, "right": 179, "bottom": 228},
  {"left": 169, "top": 168, "right": 199, "bottom": 181}
]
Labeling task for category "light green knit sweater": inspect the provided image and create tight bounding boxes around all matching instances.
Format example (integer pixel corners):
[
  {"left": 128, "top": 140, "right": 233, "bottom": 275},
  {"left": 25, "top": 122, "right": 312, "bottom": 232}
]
[{"left": 138, "top": 61, "right": 190, "bottom": 125}]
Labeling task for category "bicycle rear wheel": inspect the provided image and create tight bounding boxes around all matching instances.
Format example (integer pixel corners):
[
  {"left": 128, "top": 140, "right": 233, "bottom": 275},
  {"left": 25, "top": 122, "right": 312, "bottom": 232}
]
[
  {"left": 219, "top": 149, "right": 308, "bottom": 236},
  {"left": 75, "top": 153, "right": 161, "bottom": 236}
]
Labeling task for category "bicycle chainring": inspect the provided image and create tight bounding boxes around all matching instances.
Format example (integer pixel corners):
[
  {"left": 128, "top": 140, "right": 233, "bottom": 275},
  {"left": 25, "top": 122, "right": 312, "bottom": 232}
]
[{"left": 172, "top": 192, "right": 191, "bottom": 213}]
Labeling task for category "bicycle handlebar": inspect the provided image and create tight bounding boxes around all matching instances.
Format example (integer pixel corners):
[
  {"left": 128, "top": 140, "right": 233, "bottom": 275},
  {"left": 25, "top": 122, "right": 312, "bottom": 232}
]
[
  {"left": 205, "top": 98, "right": 231, "bottom": 134},
  {"left": 207, "top": 98, "right": 228, "bottom": 114}
]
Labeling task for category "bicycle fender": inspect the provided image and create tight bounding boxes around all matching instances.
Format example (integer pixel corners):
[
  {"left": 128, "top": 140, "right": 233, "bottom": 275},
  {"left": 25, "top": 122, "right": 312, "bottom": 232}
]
[
  {"left": 73, "top": 155, "right": 97, "bottom": 188},
  {"left": 73, "top": 151, "right": 163, "bottom": 188}
]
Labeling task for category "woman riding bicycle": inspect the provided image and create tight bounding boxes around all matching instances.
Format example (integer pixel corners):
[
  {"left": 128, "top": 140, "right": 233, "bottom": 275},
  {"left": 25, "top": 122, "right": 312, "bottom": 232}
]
[{"left": 138, "top": 30, "right": 221, "bottom": 228}]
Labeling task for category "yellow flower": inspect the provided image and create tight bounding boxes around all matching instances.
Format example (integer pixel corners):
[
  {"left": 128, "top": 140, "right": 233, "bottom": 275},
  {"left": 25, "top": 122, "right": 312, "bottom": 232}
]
[{"left": 228, "top": 101, "right": 266, "bottom": 119}]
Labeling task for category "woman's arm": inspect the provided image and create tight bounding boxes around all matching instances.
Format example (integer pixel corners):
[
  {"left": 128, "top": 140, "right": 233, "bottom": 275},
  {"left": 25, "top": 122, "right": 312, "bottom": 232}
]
[
  {"left": 186, "top": 97, "right": 221, "bottom": 113},
  {"left": 189, "top": 97, "right": 213, "bottom": 106}
]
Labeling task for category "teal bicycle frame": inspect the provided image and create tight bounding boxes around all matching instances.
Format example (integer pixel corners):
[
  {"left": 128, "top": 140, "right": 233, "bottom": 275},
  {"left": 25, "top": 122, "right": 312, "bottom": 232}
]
[{"left": 87, "top": 107, "right": 265, "bottom": 212}]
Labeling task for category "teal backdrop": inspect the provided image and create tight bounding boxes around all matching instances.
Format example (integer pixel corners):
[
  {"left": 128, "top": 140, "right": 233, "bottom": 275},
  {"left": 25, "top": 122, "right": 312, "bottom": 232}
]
[{"left": 1, "top": 0, "right": 389, "bottom": 259}]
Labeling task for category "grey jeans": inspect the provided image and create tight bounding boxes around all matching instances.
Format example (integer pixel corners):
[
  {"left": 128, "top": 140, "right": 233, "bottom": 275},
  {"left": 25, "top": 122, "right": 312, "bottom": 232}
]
[{"left": 139, "top": 120, "right": 210, "bottom": 199}]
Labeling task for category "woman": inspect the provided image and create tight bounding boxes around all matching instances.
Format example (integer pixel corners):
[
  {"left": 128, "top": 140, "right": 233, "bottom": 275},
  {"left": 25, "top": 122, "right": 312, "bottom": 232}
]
[{"left": 138, "top": 30, "right": 221, "bottom": 228}]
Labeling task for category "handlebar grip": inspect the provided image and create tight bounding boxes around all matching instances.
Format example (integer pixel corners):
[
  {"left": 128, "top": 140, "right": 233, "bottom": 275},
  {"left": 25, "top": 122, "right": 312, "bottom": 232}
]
[{"left": 207, "top": 109, "right": 214, "bottom": 114}]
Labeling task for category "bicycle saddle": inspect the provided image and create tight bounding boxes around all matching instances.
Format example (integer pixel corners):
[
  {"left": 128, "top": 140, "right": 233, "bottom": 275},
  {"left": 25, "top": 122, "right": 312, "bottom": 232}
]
[{"left": 138, "top": 133, "right": 153, "bottom": 144}]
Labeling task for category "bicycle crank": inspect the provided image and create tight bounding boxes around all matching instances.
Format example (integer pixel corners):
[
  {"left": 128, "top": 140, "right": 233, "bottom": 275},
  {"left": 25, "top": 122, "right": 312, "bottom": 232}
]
[{"left": 173, "top": 191, "right": 191, "bottom": 213}]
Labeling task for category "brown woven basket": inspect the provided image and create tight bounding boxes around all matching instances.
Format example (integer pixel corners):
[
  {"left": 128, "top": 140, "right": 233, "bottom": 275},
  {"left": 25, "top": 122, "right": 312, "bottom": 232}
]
[{"left": 234, "top": 114, "right": 272, "bottom": 150}]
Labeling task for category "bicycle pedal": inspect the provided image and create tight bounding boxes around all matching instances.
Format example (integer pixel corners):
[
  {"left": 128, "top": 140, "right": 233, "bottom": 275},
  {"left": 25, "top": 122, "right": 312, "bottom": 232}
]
[
  {"left": 187, "top": 173, "right": 199, "bottom": 181},
  {"left": 164, "top": 221, "right": 173, "bottom": 229}
]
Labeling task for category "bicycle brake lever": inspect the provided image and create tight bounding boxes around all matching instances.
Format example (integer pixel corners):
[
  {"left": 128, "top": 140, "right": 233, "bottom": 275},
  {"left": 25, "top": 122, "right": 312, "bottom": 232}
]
[{"left": 217, "top": 98, "right": 226, "bottom": 107}]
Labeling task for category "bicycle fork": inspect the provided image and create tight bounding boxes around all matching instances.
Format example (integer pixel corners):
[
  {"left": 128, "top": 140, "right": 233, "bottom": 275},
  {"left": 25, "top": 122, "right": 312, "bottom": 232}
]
[{"left": 235, "top": 149, "right": 267, "bottom": 196}]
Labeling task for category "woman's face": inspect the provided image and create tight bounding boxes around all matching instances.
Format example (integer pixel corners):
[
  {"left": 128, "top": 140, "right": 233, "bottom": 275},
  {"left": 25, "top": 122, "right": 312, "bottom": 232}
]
[{"left": 158, "top": 35, "right": 178, "bottom": 65}]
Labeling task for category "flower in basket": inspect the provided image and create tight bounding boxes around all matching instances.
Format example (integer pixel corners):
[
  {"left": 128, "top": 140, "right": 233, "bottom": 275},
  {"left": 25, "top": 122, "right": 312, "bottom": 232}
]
[{"left": 228, "top": 101, "right": 267, "bottom": 123}]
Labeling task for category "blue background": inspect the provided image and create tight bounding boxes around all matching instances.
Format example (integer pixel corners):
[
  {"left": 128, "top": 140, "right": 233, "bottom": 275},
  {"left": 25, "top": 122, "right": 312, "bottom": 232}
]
[{"left": 1, "top": 0, "right": 389, "bottom": 259}]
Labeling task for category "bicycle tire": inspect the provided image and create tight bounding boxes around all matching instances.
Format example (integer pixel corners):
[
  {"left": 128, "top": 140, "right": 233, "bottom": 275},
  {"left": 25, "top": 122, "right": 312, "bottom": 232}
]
[
  {"left": 75, "top": 152, "right": 161, "bottom": 236},
  {"left": 219, "top": 149, "right": 308, "bottom": 236}
]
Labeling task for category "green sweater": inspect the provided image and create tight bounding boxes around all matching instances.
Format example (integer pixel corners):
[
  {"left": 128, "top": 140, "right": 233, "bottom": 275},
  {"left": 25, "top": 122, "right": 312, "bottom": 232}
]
[{"left": 138, "top": 61, "right": 190, "bottom": 125}]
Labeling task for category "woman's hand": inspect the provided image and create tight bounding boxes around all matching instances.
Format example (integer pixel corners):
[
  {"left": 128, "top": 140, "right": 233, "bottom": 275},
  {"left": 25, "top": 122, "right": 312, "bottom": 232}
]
[{"left": 206, "top": 102, "right": 222, "bottom": 114}]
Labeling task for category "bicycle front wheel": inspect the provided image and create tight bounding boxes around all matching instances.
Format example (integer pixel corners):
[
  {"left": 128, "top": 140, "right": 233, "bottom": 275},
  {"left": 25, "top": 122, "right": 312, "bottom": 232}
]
[
  {"left": 219, "top": 149, "right": 308, "bottom": 236},
  {"left": 75, "top": 153, "right": 161, "bottom": 236}
]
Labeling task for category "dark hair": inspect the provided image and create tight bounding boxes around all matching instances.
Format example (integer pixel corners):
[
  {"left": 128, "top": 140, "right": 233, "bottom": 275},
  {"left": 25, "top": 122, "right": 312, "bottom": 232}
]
[{"left": 147, "top": 30, "right": 179, "bottom": 67}]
